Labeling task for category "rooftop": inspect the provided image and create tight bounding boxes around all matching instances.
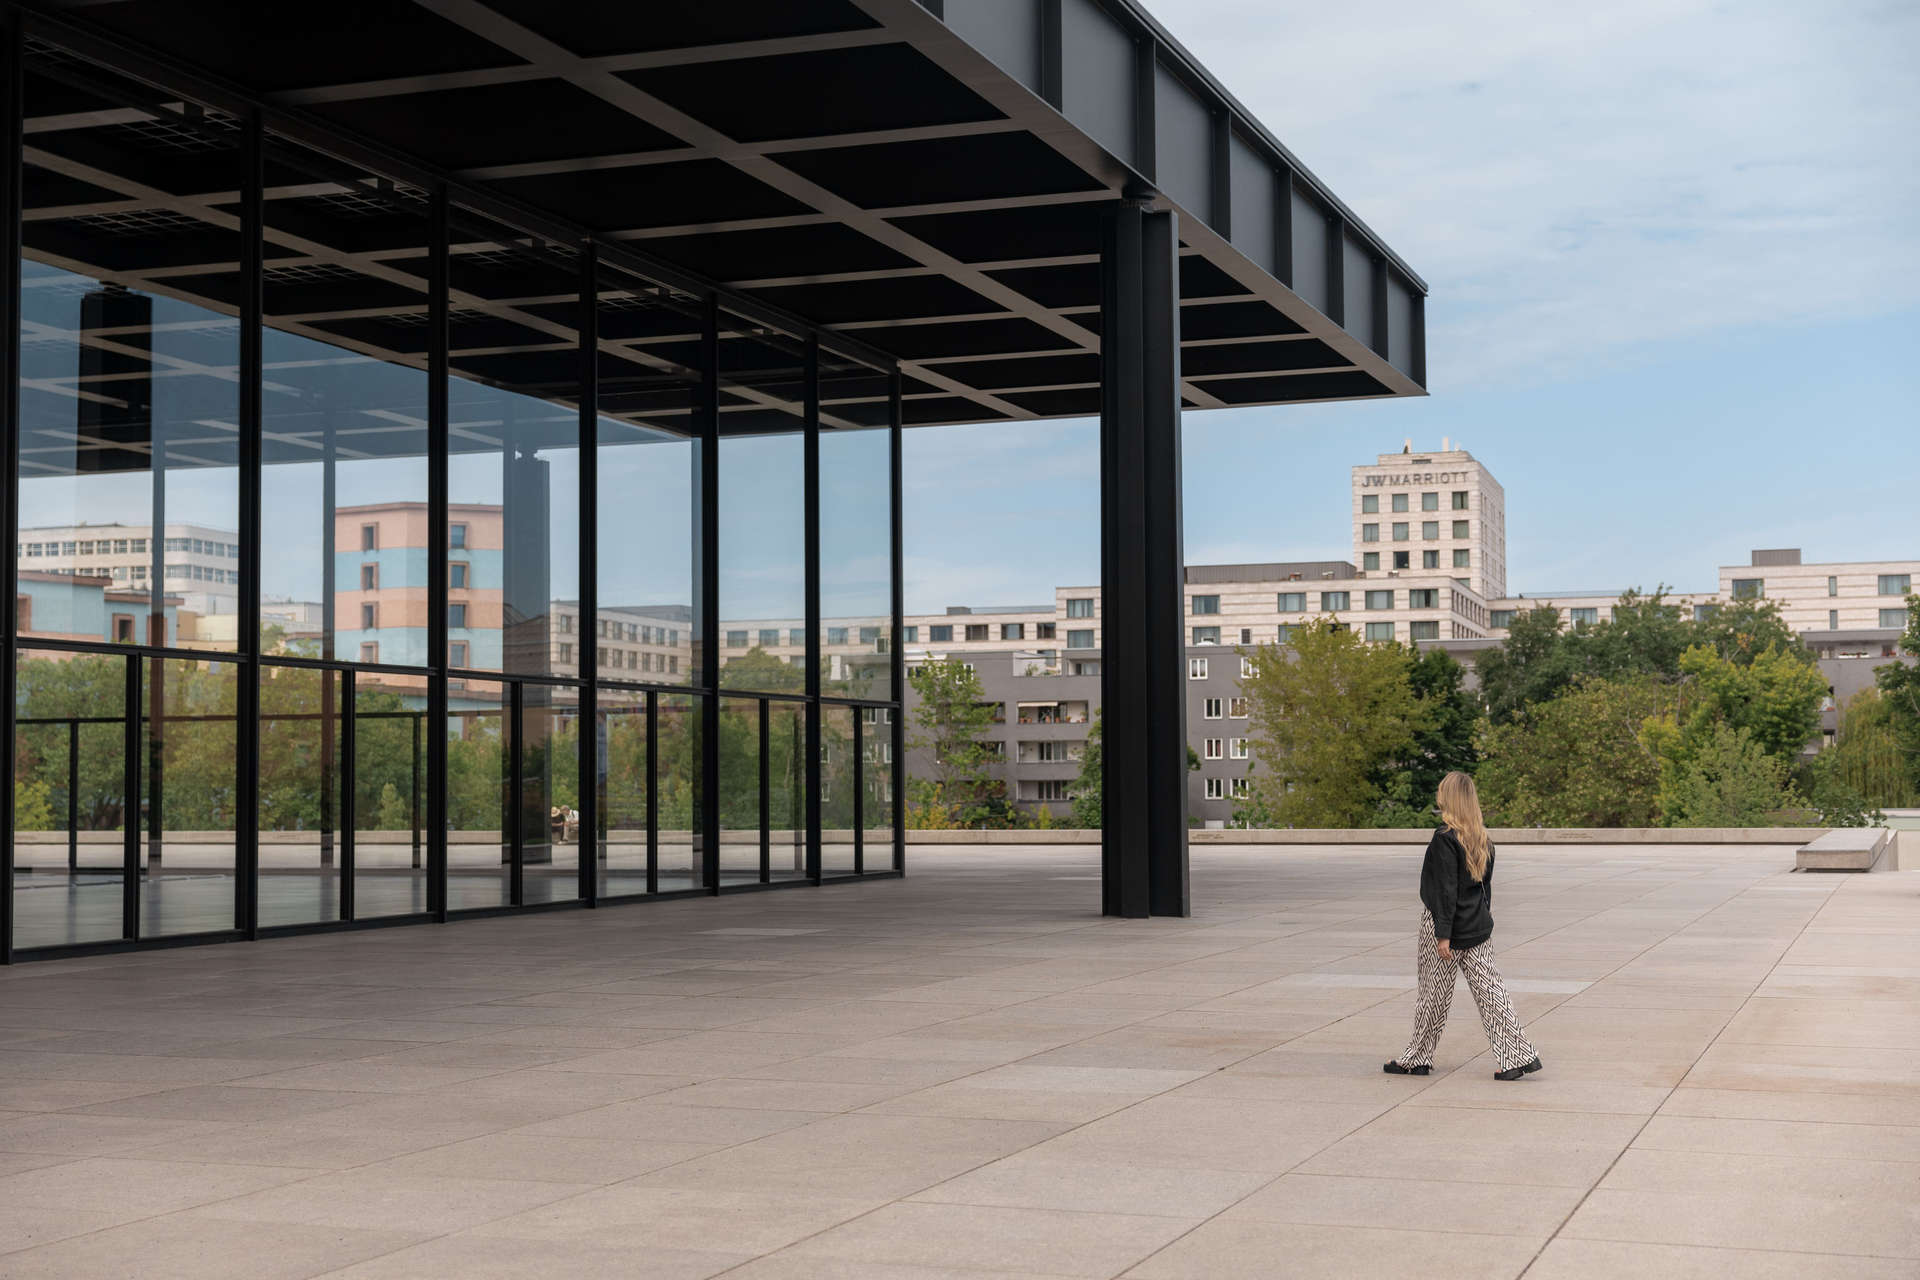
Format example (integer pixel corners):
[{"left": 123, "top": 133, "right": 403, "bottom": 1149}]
[{"left": 0, "top": 841, "right": 1912, "bottom": 1275}]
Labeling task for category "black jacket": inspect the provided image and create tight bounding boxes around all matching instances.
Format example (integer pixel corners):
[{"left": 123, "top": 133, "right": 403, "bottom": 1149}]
[{"left": 1419, "top": 826, "right": 1494, "bottom": 950}]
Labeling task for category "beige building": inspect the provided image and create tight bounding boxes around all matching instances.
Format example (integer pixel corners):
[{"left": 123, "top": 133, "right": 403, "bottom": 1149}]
[{"left": 1719, "top": 549, "right": 1915, "bottom": 635}]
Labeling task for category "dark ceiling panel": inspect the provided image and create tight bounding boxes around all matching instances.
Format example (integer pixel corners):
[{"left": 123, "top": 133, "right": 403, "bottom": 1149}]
[
  {"left": 851, "top": 316, "right": 1077, "bottom": 361},
  {"left": 1001, "top": 388, "right": 1100, "bottom": 417},
  {"left": 903, "top": 395, "right": 998, "bottom": 425},
  {"left": 490, "top": 159, "right": 810, "bottom": 232},
  {"left": 888, "top": 203, "right": 1108, "bottom": 263},
  {"left": 747, "top": 276, "right": 1001, "bottom": 327},
  {"left": 931, "top": 353, "right": 1100, "bottom": 391},
  {"left": 74, "top": 0, "right": 524, "bottom": 92},
  {"left": 306, "top": 80, "right": 683, "bottom": 171},
  {"left": 622, "top": 44, "right": 1001, "bottom": 144},
  {"left": 638, "top": 224, "right": 916, "bottom": 283},
  {"left": 473, "top": 0, "right": 882, "bottom": 58},
  {"left": 1181, "top": 338, "right": 1346, "bottom": 377},
  {"left": 985, "top": 263, "right": 1097, "bottom": 311},
  {"left": 781, "top": 132, "right": 1102, "bottom": 210},
  {"left": 1200, "top": 371, "right": 1388, "bottom": 403}
]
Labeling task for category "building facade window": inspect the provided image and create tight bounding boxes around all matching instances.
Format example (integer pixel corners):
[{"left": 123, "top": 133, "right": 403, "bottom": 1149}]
[
  {"left": 1362, "top": 494, "right": 1379, "bottom": 513},
  {"left": 1362, "top": 523, "right": 1380, "bottom": 543},
  {"left": 1392, "top": 522, "right": 1409, "bottom": 541},
  {"left": 1321, "top": 591, "right": 1350, "bottom": 610},
  {"left": 1036, "top": 622, "right": 1056, "bottom": 639},
  {"left": 1881, "top": 608, "right": 1910, "bottom": 629},
  {"left": 1453, "top": 549, "right": 1470, "bottom": 569},
  {"left": 1066, "top": 597, "right": 1094, "bottom": 618},
  {"left": 1204, "top": 738, "right": 1222, "bottom": 760},
  {"left": 1694, "top": 604, "right": 1717, "bottom": 621},
  {"left": 826, "top": 627, "right": 849, "bottom": 645},
  {"left": 1366, "top": 590, "right": 1393, "bottom": 610},
  {"left": 450, "top": 641, "right": 469, "bottom": 667},
  {"left": 1452, "top": 491, "right": 1468, "bottom": 509},
  {"left": 1392, "top": 493, "right": 1409, "bottom": 513},
  {"left": 1828, "top": 575, "right": 1839, "bottom": 597},
  {"left": 1569, "top": 607, "right": 1598, "bottom": 625},
  {"left": 1229, "top": 697, "right": 1249, "bottom": 718},
  {"left": 1193, "top": 626, "right": 1220, "bottom": 645},
  {"left": 1230, "top": 738, "right": 1248, "bottom": 759},
  {"left": 1277, "top": 592, "right": 1306, "bottom": 611},
  {"left": 1230, "top": 777, "right": 1249, "bottom": 798},
  {"left": 1879, "top": 574, "right": 1911, "bottom": 595},
  {"left": 361, "top": 603, "right": 378, "bottom": 630},
  {"left": 1830, "top": 610, "right": 1839, "bottom": 630},
  {"left": 1001, "top": 623, "right": 1024, "bottom": 640},
  {"left": 1422, "top": 551, "right": 1439, "bottom": 569},
  {"left": 360, "top": 524, "right": 377, "bottom": 551},
  {"left": 360, "top": 564, "right": 378, "bottom": 590},
  {"left": 1393, "top": 551, "right": 1411, "bottom": 570},
  {"left": 1365, "top": 622, "right": 1394, "bottom": 641},
  {"left": 1731, "top": 578, "right": 1764, "bottom": 599},
  {"left": 929, "top": 625, "right": 952, "bottom": 642},
  {"left": 1363, "top": 553, "right": 1380, "bottom": 571},
  {"left": 1410, "top": 621, "right": 1439, "bottom": 640},
  {"left": 1067, "top": 629, "right": 1094, "bottom": 649},
  {"left": 727, "top": 630, "right": 748, "bottom": 648},
  {"left": 1451, "top": 520, "right": 1469, "bottom": 539},
  {"left": 1203, "top": 698, "right": 1223, "bottom": 719},
  {"left": 1205, "top": 777, "right": 1224, "bottom": 800},
  {"left": 964, "top": 624, "right": 987, "bottom": 642},
  {"left": 1240, "top": 656, "right": 1257, "bottom": 678},
  {"left": 1189, "top": 657, "right": 1209, "bottom": 679},
  {"left": 1276, "top": 624, "right": 1297, "bottom": 644},
  {"left": 360, "top": 642, "right": 379, "bottom": 663},
  {"left": 1421, "top": 492, "right": 1438, "bottom": 511},
  {"left": 448, "top": 604, "right": 468, "bottom": 628},
  {"left": 1409, "top": 588, "right": 1438, "bottom": 608},
  {"left": 1422, "top": 521, "right": 1438, "bottom": 540},
  {"left": 1490, "top": 610, "right": 1514, "bottom": 628},
  {"left": 1191, "top": 595, "right": 1220, "bottom": 615},
  {"left": 449, "top": 523, "right": 468, "bottom": 550}
]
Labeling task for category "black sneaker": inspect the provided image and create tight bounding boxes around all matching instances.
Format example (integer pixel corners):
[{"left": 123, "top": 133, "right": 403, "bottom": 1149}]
[
  {"left": 1494, "top": 1056, "right": 1542, "bottom": 1081},
  {"left": 1382, "top": 1061, "right": 1431, "bottom": 1076}
]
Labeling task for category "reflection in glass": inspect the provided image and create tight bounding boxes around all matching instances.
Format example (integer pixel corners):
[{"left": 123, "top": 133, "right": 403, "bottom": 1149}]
[
  {"left": 18, "top": 61, "right": 241, "bottom": 649},
  {"left": 718, "top": 315, "right": 806, "bottom": 696},
  {"left": 863, "top": 707, "right": 896, "bottom": 870},
  {"left": 596, "top": 266, "right": 698, "bottom": 687},
  {"left": 140, "top": 658, "right": 239, "bottom": 938},
  {"left": 260, "top": 137, "right": 431, "bottom": 663},
  {"left": 598, "top": 687, "right": 649, "bottom": 897},
  {"left": 657, "top": 694, "right": 701, "bottom": 892},
  {"left": 447, "top": 209, "right": 581, "bottom": 677},
  {"left": 447, "top": 680, "right": 509, "bottom": 910},
  {"left": 820, "top": 352, "right": 894, "bottom": 699},
  {"left": 521, "top": 687, "right": 580, "bottom": 905},
  {"left": 820, "top": 704, "right": 857, "bottom": 875},
  {"left": 258, "top": 663, "right": 343, "bottom": 927},
  {"left": 719, "top": 696, "right": 762, "bottom": 884},
  {"left": 354, "top": 678, "right": 429, "bottom": 918},
  {"left": 767, "top": 700, "right": 808, "bottom": 881},
  {"left": 12, "top": 650, "right": 128, "bottom": 949}
]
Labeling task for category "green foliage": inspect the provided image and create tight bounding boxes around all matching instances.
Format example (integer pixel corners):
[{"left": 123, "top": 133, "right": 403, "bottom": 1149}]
[
  {"left": 905, "top": 659, "right": 1004, "bottom": 828},
  {"left": 1475, "top": 605, "right": 1575, "bottom": 725},
  {"left": 1239, "top": 619, "right": 1431, "bottom": 828},
  {"left": 1826, "top": 688, "right": 1919, "bottom": 808},
  {"left": 1069, "top": 712, "right": 1104, "bottom": 829},
  {"left": 718, "top": 646, "right": 805, "bottom": 693},
  {"left": 1393, "top": 647, "right": 1480, "bottom": 802},
  {"left": 1476, "top": 677, "right": 1668, "bottom": 827},
  {"left": 375, "top": 783, "right": 412, "bottom": 831},
  {"left": 1673, "top": 643, "right": 1825, "bottom": 763},
  {"left": 1658, "top": 721, "right": 1796, "bottom": 827},
  {"left": 1691, "top": 598, "right": 1811, "bottom": 668},
  {"left": 13, "top": 778, "right": 56, "bottom": 832},
  {"left": 1875, "top": 594, "right": 1920, "bottom": 791},
  {"left": 1799, "top": 749, "right": 1884, "bottom": 828}
]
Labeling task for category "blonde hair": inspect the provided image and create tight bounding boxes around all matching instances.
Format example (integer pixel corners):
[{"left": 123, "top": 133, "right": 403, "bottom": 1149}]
[{"left": 1437, "top": 771, "right": 1491, "bottom": 881}]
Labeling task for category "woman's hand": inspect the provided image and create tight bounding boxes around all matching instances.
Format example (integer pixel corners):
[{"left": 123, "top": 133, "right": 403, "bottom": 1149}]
[{"left": 1435, "top": 939, "right": 1452, "bottom": 960}]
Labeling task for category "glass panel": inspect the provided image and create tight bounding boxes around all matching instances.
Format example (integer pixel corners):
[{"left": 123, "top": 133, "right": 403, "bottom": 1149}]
[
  {"left": 521, "top": 685, "right": 580, "bottom": 905},
  {"left": 19, "top": 60, "right": 242, "bottom": 648},
  {"left": 140, "top": 657, "right": 238, "bottom": 938},
  {"left": 447, "top": 207, "right": 582, "bottom": 676},
  {"left": 718, "top": 695, "right": 763, "bottom": 884},
  {"left": 820, "top": 350, "right": 893, "bottom": 699},
  {"left": 718, "top": 314, "right": 805, "bottom": 695},
  {"left": 595, "top": 264, "right": 700, "bottom": 688},
  {"left": 353, "top": 677, "right": 429, "bottom": 919},
  {"left": 260, "top": 137, "right": 431, "bottom": 662},
  {"left": 446, "top": 678, "right": 509, "bottom": 910},
  {"left": 13, "top": 649, "right": 128, "bottom": 949},
  {"left": 767, "top": 700, "right": 808, "bottom": 882},
  {"left": 863, "top": 707, "right": 894, "bottom": 868},
  {"left": 820, "top": 704, "right": 857, "bottom": 875},
  {"left": 598, "top": 687, "right": 650, "bottom": 897},
  {"left": 257, "top": 663, "right": 343, "bottom": 927},
  {"left": 657, "top": 693, "right": 700, "bottom": 892}
]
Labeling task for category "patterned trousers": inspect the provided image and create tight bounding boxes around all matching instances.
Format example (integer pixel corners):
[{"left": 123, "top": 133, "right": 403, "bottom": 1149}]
[{"left": 1396, "top": 909, "right": 1537, "bottom": 1072}]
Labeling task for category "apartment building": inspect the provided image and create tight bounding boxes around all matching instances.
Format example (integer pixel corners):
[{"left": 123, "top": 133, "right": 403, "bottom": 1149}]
[
  {"left": 16, "top": 521, "right": 242, "bottom": 618},
  {"left": 1720, "top": 549, "right": 1915, "bottom": 636}
]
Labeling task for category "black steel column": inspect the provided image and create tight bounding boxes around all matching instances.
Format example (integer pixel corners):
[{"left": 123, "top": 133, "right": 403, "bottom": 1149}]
[
  {"left": 888, "top": 371, "right": 905, "bottom": 874},
  {"left": 696, "top": 296, "right": 719, "bottom": 893},
  {"left": 577, "top": 244, "right": 598, "bottom": 906},
  {"left": 426, "top": 182, "right": 449, "bottom": 920},
  {"left": 1099, "top": 201, "right": 1189, "bottom": 918},
  {"left": 236, "top": 108, "right": 263, "bottom": 938},
  {"left": 802, "top": 336, "right": 821, "bottom": 883},
  {"left": 0, "top": 10, "right": 22, "bottom": 961},
  {"left": 340, "top": 670, "right": 356, "bottom": 921}
]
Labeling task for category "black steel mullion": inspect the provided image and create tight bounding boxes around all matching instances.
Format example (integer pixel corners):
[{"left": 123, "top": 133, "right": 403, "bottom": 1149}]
[
  {"left": 888, "top": 370, "right": 905, "bottom": 874},
  {"left": 758, "top": 698, "right": 770, "bottom": 884},
  {"left": 0, "top": 8, "right": 21, "bottom": 962},
  {"left": 1325, "top": 214, "right": 1345, "bottom": 328},
  {"left": 340, "top": 670, "right": 356, "bottom": 922},
  {"left": 426, "top": 182, "right": 450, "bottom": 921},
  {"left": 1273, "top": 166, "right": 1295, "bottom": 289},
  {"left": 697, "top": 296, "right": 720, "bottom": 894},
  {"left": 66, "top": 723, "right": 79, "bottom": 876},
  {"left": 645, "top": 691, "right": 659, "bottom": 895},
  {"left": 803, "top": 335, "right": 822, "bottom": 885},
  {"left": 578, "top": 242, "right": 599, "bottom": 907},
  {"left": 122, "top": 655, "right": 140, "bottom": 942},
  {"left": 853, "top": 711, "right": 864, "bottom": 876},
  {"left": 236, "top": 106, "right": 262, "bottom": 939},
  {"left": 1132, "top": 37, "right": 1156, "bottom": 182},
  {"left": 509, "top": 681, "right": 524, "bottom": 907},
  {"left": 1038, "top": 0, "right": 1063, "bottom": 110}
]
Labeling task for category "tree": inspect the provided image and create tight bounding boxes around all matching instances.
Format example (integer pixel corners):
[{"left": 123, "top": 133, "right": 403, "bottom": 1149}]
[
  {"left": 1875, "top": 593, "right": 1920, "bottom": 791},
  {"left": 1066, "top": 709, "right": 1200, "bottom": 829},
  {"left": 1475, "top": 605, "right": 1574, "bottom": 725},
  {"left": 1659, "top": 721, "right": 1795, "bottom": 827},
  {"left": 1579, "top": 588, "right": 1693, "bottom": 682},
  {"left": 1476, "top": 676, "right": 1669, "bottom": 827},
  {"left": 718, "top": 646, "right": 805, "bottom": 693},
  {"left": 906, "top": 659, "right": 1003, "bottom": 827},
  {"left": 1691, "top": 598, "right": 1808, "bottom": 668},
  {"left": 1394, "top": 647, "right": 1480, "bottom": 803},
  {"left": 1825, "top": 687, "right": 1919, "bottom": 808},
  {"left": 1239, "top": 619, "right": 1430, "bottom": 828},
  {"left": 1675, "top": 643, "right": 1825, "bottom": 763}
]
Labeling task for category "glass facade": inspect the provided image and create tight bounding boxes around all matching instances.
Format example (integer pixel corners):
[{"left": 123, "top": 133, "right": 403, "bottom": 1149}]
[{"left": 4, "top": 33, "right": 904, "bottom": 957}]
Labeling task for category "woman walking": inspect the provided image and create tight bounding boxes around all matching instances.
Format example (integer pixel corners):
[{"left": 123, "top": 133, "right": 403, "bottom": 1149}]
[{"left": 1383, "top": 772, "right": 1542, "bottom": 1081}]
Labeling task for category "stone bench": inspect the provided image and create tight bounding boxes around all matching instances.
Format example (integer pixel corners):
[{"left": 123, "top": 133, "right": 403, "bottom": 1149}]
[{"left": 1796, "top": 827, "right": 1892, "bottom": 872}]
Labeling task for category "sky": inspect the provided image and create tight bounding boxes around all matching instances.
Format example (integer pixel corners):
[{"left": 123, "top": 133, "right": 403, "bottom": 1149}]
[{"left": 903, "top": 0, "right": 1920, "bottom": 614}]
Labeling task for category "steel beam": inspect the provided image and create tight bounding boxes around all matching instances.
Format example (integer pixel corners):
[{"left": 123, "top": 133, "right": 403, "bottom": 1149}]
[{"left": 1098, "top": 202, "right": 1188, "bottom": 919}]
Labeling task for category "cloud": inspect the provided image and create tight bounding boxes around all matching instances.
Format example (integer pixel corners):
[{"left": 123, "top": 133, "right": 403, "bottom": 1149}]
[{"left": 1156, "top": 0, "right": 1920, "bottom": 385}]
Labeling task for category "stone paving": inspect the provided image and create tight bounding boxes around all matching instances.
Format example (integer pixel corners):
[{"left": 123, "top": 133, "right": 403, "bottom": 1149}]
[{"left": 0, "top": 842, "right": 1915, "bottom": 1278}]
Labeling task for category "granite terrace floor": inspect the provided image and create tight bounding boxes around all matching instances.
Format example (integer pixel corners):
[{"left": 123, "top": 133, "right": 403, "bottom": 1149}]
[{"left": 0, "top": 844, "right": 1916, "bottom": 1279}]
